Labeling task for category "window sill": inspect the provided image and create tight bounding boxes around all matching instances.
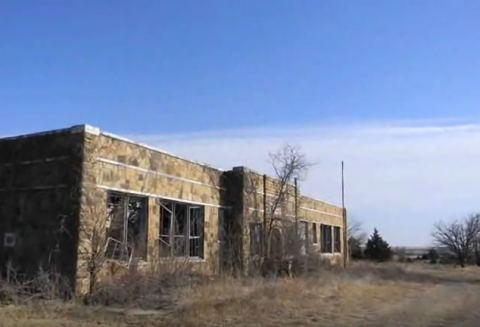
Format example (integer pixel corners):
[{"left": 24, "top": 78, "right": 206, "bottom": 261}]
[
  {"left": 320, "top": 252, "right": 342, "bottom": 256},
  {"left": 156, "top": 257, "right": 206, "bottom": 263}
]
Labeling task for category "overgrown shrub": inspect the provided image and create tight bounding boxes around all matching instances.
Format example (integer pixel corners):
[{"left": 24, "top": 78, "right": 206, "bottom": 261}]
[{"left": 0, "top": 267, "right": 71, "bottom": 305}]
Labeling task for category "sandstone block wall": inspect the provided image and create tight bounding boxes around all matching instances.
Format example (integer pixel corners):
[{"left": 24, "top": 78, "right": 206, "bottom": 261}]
[
  {"left": 0, "top": 128, "right": 84, "bottom": 284},
  {"left": 76, "top": 130, "right": 229, "bottom": 291},
  {"left": 237, "top": 168, "right": 346, "bottom": 267},
  {"left": 1, "top": 124, "right": 347, "bottom": 294}
]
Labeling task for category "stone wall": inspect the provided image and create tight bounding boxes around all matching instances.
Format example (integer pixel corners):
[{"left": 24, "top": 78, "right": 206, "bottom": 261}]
[
  {"left": 75, "top": 130, "right": 229, "bottom": 292},
  {"left": 0, "top": 128, "right": 84, "bottom": 285},
  {"left": 238, "top": 168, "right": 346, "bottom": 269},
  {"left": 1, "top": 124, "right": 347, "bottom": 294},
  {"left": 0, "top": 124, "right": 348, "bottom": 294}
]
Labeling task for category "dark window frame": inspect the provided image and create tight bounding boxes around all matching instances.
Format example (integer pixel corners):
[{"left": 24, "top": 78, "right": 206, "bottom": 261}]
[
  {"left": 334, "top": 226, "right": 341, "bottom": 253},
  {"left": 159, "top": 200, "right": 205, "bottom": 259},
  {"left": 312, "top": 223, "right": 318, "bottom": 244},
  {"left": 105, "top": 191, "right": 149, "bottom": 262},
  {"left": 320, "top": 224, "right": 333, "bottom": 253}
]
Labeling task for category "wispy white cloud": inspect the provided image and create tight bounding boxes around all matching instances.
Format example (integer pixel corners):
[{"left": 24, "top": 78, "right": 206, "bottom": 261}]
[{"left": 129, "top": 119, "right": 480, "bottom": 247}]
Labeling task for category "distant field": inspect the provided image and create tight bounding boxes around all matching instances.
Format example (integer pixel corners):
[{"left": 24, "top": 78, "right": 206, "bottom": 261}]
[{"left": 1, "top": 261, "right": 480, "bottom": 327}]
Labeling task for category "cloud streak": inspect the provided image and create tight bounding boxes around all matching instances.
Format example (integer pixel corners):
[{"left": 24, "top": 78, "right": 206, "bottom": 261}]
[{"left": 129, "top": 120, "right": 480, "bottom": 246}]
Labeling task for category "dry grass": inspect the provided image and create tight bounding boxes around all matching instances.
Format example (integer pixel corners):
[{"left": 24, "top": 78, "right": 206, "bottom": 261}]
[{"left": 1, "top": 262, "right": 480, "bottom": 327}]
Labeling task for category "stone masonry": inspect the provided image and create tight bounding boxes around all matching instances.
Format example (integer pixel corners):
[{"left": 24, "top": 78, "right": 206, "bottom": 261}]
[{"left": 0, "top": 124, "right": 347, "bottom": 294}]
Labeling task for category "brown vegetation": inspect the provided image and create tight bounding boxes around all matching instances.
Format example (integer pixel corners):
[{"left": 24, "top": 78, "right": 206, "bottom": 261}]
[{"left": 1, "top": 261, "right": 480, "bottom": 327}]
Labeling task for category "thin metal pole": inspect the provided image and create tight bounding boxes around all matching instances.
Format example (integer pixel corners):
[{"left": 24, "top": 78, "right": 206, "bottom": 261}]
[
  {"left": 263, "top": 174, "right": 267, "bottom": 257},
  {"left": 341, "top": 161, "right": 348, "bottom": 268},
  {"left": 294, "top": 178, "right": 298, "bottom": 237},
  {"left": 341, "top": 161, "right": 345, "bottom": 210}
]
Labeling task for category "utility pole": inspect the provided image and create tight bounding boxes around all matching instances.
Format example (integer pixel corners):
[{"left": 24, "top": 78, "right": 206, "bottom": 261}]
[
  {"left": 341, "top": 161, "right": 348, "bottom": 268},
  {"left": 294, "top": 178, "right": 298, "bottom": 238},
  {"left": 263, "top": 174, "right": 267, "bottom": 257}
]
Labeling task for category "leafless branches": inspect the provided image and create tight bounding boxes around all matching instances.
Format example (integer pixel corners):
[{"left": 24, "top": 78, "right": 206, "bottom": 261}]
[
  {"left": 348, "top": 216, "right": 367, "bottom": 244},
  {"left": 79, "top": 201, "right": 110, "bottom": 303},
  {"left": 268, "top": 144, "right": 311, "bottom": 184},
  {"left": 432, "top": 213, "right": 480, "bottom": 267},
  {"left": 347, "top": 216, "right": 366, "bottom": 259},
  {"left": 260, "top": 144, "right": 313, "bottom": 270},
  {"left": 268, "top": 144, "right": 312, "bottom": 218}
]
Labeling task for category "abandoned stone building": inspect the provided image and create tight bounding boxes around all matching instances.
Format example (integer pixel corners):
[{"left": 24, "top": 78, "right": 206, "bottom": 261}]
[{"left": 0, "top": 124, "right": 347, "bottom": 293}]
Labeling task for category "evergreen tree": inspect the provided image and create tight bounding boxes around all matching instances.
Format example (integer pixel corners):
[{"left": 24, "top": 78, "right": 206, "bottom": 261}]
[{"left": 364, "top": 228, "right": 392, "bottom": 262}]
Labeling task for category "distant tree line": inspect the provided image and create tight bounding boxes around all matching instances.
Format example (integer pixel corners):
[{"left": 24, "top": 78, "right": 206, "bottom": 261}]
[
  {"left": 348, "top": 218, "right": 392, "bottom": 262},
  {"left": 350, "top": 213, "right": 480, "bottom": 267}
]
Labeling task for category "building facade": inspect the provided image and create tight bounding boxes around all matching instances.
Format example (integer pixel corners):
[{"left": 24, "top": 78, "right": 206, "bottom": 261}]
[{"left": 0, "top": 125, "right": 347, "bottom": 293}]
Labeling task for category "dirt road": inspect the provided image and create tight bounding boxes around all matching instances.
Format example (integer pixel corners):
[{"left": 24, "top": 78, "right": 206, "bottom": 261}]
[{"left": 364, "top": 282, "right": 480, "bottom": 327}]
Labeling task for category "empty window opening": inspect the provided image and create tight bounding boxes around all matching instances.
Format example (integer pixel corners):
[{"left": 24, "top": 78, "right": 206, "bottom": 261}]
[
  {"left": 312, "top": 223, "right": 318, "bottom": 244},
  {"left": 299, "top": 221, "right": 308, "bottom": 255},
  {"left": 320, "top": 224, "right": 333, "bottom": 253},
  {"left": 3, "top": 233, "right": 16, "bottom": 248},
  {"left": 159, "top": 201, "right": 204, "bottom": 259},
  {"left": 249, "top": 223, "right": 263, "bottom": 257},
  {"left": 334, "top": 226, "right": 341, "bottom": 253},
  {"left": 105, "top": 191, "right": 148, "bottom": 263}
]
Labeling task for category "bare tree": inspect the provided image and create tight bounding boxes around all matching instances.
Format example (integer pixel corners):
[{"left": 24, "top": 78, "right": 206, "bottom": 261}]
[
  {"left": 347, "top": 216, "right": 366, "bottom": 243},
  {"left": 347, "top": 216, "right": 366, "bottom": 259},
  {"left": 261, "top": 144, "right": 313, "bottom": 271},
  {"left": 266, "top": 143, "right": 312, "bottom": 224},
  {"left": 80, "top": 203, "right": 109, "bottom": 303},
  {"left": 431, "top": 214, "right": 480, "bottom": 267}
]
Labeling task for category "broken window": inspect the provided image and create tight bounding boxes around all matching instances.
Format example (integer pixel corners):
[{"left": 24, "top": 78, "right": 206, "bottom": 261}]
[
  {"left": 159, "top": 201, "right": 204, "bottom": 258},
  {"left": 312, "top": 223, "right": 318, "bottom": 244},
  {"left": 249, "top": 223, "right": 263, "bottom": 257},
  {"left": 320, "top": 224, "right": 333, "bottom": 253},
  {"left": 334, "top": 226, "right": 341, "bottom": 253},
  {"left": 299, "top": 221, "right": 308, "bottom": 255},
  {"left": 105, "top": 191, "right": 148, "bottom": 263},
  {"left": 159, "top": 202, "right": 172, "bottom": 257}
]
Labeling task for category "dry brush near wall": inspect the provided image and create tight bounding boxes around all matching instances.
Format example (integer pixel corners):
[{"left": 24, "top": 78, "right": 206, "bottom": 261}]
[
  {"left": 243, "top": 170, "right": 346, "bottom": 271},
  {"left": 4, "top": 262, "right": 480, "bottom": 327},
  {"left": 75, "top": 133, "right": 229, "bottom": 294},
  {"left": 0, "top": 126, "right": 347, "bottom": 301}
]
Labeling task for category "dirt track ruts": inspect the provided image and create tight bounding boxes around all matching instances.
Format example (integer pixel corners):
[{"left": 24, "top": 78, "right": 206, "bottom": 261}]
[{"left": 360, "top": 282, "right": 480, "bottom": 327}]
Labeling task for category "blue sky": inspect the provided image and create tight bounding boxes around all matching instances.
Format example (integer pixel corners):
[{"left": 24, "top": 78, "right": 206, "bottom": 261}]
[{"left": 2, "top": 1, "right": 480, "bottom": 246}]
